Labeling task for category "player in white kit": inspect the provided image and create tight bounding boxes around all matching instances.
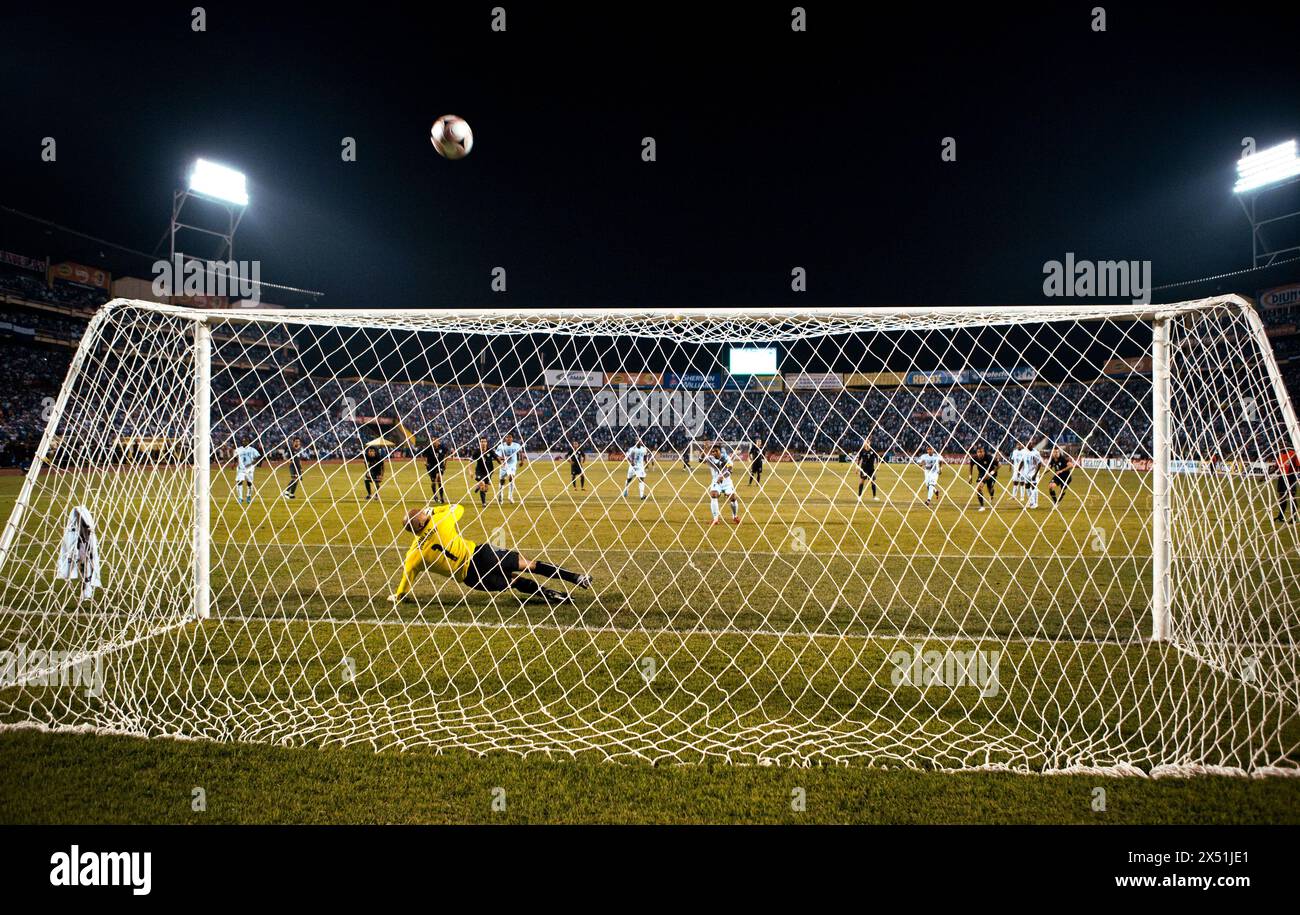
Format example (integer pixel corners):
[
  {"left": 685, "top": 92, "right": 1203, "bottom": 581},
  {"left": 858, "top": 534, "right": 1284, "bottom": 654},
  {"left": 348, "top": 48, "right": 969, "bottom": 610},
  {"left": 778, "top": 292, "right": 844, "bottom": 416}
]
[
  {"left": 1009, "top": 442, "right": 1027, "bottom": 502},
  {"left": 918, "top": 445, "right": 943, "bottom": 507},
  {"left": 704, "top": 444, "right": 741, "bottom": 525},
  {"left": 621, "top": 441, "right": 652, "bottom": 501},
  {"left": 1021, "top": 444, "right": 1046, "bottom": 509},
  {"left": 234, "top": 437, "right": 260, "bottom": 507},
  {"left": 494, "top": 433, "right": 524, "bottom": 504}
]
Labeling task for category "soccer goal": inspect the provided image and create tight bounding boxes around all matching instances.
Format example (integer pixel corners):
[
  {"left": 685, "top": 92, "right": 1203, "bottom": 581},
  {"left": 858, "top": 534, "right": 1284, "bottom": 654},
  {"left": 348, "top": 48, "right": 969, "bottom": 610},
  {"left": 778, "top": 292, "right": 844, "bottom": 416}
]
[{"left": 1, "top": 296, "right": 1298, "bottom": 773}]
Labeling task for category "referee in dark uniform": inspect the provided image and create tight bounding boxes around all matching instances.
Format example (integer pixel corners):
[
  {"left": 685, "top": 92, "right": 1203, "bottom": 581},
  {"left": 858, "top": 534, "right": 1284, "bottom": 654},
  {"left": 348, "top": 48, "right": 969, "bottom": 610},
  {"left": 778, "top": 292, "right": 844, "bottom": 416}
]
[
  {"left": 567, "top": 439, "right": 586, "bottom": 489},
  {"left": 422, "top": 434, "right": 452, "bottom": 503},
  {"left": 1275, "top": 442, "right": 1299, "bottom": 524},
  {"left": 747, "top": 438, "right": 765, "bottom": 485},
  {"left": 1048, "top": 446, "right": 1074, "bottom": 506},
  {"left": 969, "top": 443, "right": 999, "bottom": 511},
  {"left": 856, "top": 439, "right": 878, "bottom": 499},
  {"left": 363, "top": 442, "right": 388, "bottom": 500},
  {"left": 472, "top": 436, "right": 495, "bottom": 507},
  {"left": 283, "top": 435, "right": 307, "bottom": 499}
]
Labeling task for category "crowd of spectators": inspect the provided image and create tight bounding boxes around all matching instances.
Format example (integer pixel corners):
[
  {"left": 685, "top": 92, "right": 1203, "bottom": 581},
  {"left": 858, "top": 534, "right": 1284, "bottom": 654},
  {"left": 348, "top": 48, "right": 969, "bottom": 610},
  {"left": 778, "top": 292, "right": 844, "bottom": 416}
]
[
  {"left": 0, "top": 347, "right": 67, "bottom": 467},
  {"left": 0, "top": 269, "right": 108, "bottom": 312},
  {"left": 28, "top": 353, "right": 1167, "bottom": 465},
  {"left": 0, "top": 332, "right": 1173, "bottom": 469},
  {"left": 0, "top": 307, "right": 90, "bottom": 342}
]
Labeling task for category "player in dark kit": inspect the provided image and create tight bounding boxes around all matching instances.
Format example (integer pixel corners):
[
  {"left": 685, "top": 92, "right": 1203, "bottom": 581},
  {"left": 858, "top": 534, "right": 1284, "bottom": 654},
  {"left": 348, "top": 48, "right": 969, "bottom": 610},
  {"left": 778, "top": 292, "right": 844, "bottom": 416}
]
[
  {"left": 1047, "top": 447, "right": 1074, "bottom": 506},
  {"left": 567, "top": 440, "right": 586, "bottom": 489},
  {"left": 363, "top": 442, "right": 389, "bottom": 500},
  {"left": 1274, "top": 442, "right": 1298, "bottom": 524},
  {"left": 968, "top": 444, "right": 999, "bottom": 511},
  {"left": 747, "top": 439, "right": 764, "bottom": 485},
  {"left": 471, "top": 437, "right": 495, "bottom": 506},
  {"left": 422, "top": 434, "right": 452, "bottom": 503},
  {"left": 856, "top": 439, "right": 878, "bottom": 499},
  {"left": 282, "top": 436, "right": 307, "bottom": 499}
]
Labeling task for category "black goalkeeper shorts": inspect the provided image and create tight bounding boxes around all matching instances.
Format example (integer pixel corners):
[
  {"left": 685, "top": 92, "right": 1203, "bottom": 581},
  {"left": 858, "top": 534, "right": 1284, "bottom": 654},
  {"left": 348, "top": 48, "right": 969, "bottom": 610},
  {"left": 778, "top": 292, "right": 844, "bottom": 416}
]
[{"left": 464, "top": 545, "right": 521, "bottom": 592}]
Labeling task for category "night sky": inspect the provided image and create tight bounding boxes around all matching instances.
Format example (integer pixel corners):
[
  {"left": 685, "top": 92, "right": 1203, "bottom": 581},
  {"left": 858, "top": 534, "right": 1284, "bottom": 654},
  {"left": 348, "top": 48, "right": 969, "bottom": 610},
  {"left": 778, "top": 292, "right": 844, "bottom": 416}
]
[{"left": 3, "top": 2, "right": 1298, "bottom": 308}]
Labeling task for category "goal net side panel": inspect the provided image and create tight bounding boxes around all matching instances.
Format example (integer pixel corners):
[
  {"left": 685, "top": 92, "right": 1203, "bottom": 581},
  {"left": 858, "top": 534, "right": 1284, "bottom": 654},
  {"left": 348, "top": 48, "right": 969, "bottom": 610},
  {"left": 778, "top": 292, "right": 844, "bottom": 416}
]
[{"left": 0, "top": 304, "right": 200, "bottom": 734}]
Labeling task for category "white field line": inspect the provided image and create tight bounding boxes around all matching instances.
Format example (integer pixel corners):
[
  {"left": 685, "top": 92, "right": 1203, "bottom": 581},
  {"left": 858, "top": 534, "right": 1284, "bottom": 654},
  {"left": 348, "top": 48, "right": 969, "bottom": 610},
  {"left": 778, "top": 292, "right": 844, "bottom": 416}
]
[
  {"left": 3, "top": 605, "right": 1295, "bottom": 653},
  {"left": 1, "top": 541, "right": 1150, "bottom": 561},
  {"left": 0, "top": 614, "right": 193, "bottom": 686}
]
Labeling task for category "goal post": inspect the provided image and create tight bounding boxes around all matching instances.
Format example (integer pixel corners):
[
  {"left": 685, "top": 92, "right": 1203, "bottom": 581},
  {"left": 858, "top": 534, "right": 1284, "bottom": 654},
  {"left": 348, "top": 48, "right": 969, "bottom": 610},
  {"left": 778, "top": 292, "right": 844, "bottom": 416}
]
[
  {"left": 193, "top": 318, "right": 212, "bottom": 623},
  {"left": 1150, "top": 316, "right": 1172, "bottom": 643},
  {"left": 2, "top": 295, "right": 1298, "bottom": 774}
]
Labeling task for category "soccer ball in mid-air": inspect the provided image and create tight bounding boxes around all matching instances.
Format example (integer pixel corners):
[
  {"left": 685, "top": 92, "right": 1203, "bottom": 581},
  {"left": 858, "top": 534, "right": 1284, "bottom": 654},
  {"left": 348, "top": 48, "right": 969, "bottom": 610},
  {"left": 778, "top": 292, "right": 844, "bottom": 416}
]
[{"left": 430, "top": 115, "right": 473, "bottom": 159}]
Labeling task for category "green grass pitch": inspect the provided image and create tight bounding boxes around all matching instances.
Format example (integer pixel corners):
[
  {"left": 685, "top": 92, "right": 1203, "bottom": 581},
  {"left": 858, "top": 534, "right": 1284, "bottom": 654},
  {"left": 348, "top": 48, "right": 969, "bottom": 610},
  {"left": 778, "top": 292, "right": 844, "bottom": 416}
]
[{"left": 1, "top": 456, "right": 1298, "bottom": 823}]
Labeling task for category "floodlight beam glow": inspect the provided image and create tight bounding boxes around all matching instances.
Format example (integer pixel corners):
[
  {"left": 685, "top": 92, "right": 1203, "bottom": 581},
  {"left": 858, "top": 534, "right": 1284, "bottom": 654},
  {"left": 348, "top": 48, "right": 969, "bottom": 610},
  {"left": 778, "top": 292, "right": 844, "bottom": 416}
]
[
  {"left": 188, "top": 158, "right": 249, "bottom": 206},
  {"left": 1234, "top": 140, "right": 1300, "bottom": 194}
]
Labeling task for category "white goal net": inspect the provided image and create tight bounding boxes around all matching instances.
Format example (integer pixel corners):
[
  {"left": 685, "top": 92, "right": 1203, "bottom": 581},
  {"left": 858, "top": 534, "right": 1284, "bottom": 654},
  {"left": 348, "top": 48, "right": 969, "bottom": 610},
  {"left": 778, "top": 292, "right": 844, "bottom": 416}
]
[{"left": 1, "top": 295, "right": 1298, "bottom": 773}]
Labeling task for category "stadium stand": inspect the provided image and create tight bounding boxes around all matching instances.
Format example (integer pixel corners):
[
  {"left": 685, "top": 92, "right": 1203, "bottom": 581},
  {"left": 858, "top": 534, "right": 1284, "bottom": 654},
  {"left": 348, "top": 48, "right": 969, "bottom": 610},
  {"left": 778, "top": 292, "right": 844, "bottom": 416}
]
[{"left": 1, "top": 258, "right": 1298, "bottom": 471}]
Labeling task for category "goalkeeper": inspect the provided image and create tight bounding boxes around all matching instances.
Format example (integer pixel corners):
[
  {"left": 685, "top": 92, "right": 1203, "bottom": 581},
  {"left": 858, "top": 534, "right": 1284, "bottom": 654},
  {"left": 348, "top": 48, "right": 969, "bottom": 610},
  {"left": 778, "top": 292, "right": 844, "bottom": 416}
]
[{"left": 390, "top": 504, "right": 591, "bottom": 603}]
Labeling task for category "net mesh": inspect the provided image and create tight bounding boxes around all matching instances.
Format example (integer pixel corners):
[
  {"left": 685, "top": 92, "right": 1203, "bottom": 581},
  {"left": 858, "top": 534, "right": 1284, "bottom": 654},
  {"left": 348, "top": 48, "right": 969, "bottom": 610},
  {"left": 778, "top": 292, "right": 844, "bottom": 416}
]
[{"left": 1, "top": 296, "right": 1297, "bottom": 773}]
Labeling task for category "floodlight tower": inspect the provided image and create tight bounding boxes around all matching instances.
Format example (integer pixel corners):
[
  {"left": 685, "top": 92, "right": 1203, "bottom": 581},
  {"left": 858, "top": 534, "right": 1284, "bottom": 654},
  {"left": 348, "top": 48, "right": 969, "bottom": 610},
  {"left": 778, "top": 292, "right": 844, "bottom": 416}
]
[
  {"left": 170, "top": 158, "right": 249, "bottom": 262},
  {"left": 168, "top": 158, "right": 248, "bottom": 622},
  {"left": 1234, "top": 139, "right": 1300, "bottom": 268}
]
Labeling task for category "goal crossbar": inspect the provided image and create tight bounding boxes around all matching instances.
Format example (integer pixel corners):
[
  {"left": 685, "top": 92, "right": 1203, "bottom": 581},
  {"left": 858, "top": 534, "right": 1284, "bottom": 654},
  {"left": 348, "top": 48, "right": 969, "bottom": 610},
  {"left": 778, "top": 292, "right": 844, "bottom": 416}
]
[{"left": 105, "top": 296, "right": 1247, "bottom": 331}]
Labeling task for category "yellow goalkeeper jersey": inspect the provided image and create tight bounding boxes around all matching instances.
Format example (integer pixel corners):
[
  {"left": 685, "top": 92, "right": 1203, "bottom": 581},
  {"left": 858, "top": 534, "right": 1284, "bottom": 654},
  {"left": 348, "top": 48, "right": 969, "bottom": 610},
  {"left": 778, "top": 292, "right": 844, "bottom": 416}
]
[{"left": 392, "top": 504, "right": 476, "bottom": 598}]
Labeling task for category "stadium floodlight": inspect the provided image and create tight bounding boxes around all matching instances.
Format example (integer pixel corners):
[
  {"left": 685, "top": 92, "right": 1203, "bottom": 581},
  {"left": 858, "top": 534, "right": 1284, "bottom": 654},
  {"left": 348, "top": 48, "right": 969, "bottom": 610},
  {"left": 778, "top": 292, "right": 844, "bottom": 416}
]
[
  {"left": 187, "top": 158, "right": 249, "bottom": 206},
  {"left": 171, "top": 159, "right": 249, "bottom": 265},
  {"left": 1234, "top": 140, "right": 1300, "bottom": 267},
  {"left": 1234, "top": 139, "right": 1300, "bottom": 194}
]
